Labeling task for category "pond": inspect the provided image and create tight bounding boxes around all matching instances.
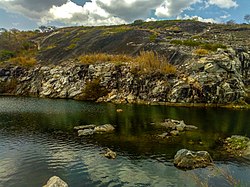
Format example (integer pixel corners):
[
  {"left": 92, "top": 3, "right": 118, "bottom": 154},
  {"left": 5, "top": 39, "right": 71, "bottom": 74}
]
[{"left": 0, "top": 96, "right": 249, "bottom": 187}]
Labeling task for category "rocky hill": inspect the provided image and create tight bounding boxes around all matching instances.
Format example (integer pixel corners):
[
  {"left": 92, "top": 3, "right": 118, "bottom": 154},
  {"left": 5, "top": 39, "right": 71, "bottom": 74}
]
[{"left": 0, "top": 20, "right": 249, "bottom": 106}]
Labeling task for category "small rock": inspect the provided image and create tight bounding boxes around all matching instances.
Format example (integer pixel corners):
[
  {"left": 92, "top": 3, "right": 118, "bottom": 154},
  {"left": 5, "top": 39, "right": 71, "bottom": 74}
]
[
  {"left": 174, "top": 149, "right": 213, "bottom": 169},
  {"left": 184, "top": 125, "right": 198, "bottom": 131},
  {"left": 94, "top": 124, "right": 115, "bottom": 133},
  {"left": 104, "top": 148, "right": 117, "bottom": 159},
  {"left": 116, "top": 109, "right": 123, "bottom": 112},
  {"left": 170, "top": 130, "right": 179, "bottom": 136},
  {"left": 158, "top": 132, "right": 169, "bottom": 138},
  {"left": 74, "top": 124, "right": 96, "bottom": 130},
  {"left": 43, "top": 176, "right": 68, "bottom": 187},
  {"left": 78, "top": 129, "right": 94, "bottom": 136}
]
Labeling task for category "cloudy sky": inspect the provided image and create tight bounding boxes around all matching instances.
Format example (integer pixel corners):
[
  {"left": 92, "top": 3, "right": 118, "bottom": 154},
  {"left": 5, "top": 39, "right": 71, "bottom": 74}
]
[{"left": 0, "top": 0, "right": 249, "bottom": 30}]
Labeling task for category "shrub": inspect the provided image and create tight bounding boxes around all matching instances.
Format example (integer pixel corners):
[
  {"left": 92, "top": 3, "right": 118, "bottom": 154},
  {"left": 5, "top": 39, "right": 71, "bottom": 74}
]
[
  {"left": 194, "top": 48, "right": 209, "bottom": 55},
  {"left": 81, "top": 79, "right": 108, "bottom": 101},
  {"left": 0, "top": 50, "right": 15, "bottom": 61},
  {"left": 65, "top": 43, "right": 77, "bottom": 50},
  {"left": 149, "top": 34, "right": 157, "bottom": 42}
]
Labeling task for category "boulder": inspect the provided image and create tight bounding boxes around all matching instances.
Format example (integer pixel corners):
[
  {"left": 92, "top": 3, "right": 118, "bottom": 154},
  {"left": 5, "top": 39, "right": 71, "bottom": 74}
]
[
  {"left": 104, "top": 148, "right": 117, "bottom": 159},
  {"left": 94, "top": 124, "right": 115, "bottom": 133},
  {"left": 78, "top": 129, "right": 94, "bottom": 136},
  {"left": 174, "top": 149, "right": 213, "bottom": 169},
  {"left": 74, "top": 124, "right": 96, "bottom": 130},
  {"left": 43, "top": 176, "right": 68, "bottom": 187},
  {"left": 223, "top": 135, "right": 250, "bottom": 157},
  {"left": 161, "top": 119, "right": 197, "bottom": 132}
]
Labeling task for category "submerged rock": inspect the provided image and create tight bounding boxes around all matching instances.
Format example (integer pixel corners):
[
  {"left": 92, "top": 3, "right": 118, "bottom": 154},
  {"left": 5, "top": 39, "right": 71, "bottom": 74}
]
[
  {"left": 161, "top": 119, "right": 198, "bottom": 131},
  {"left": 94, "top": 124, "right": 115, "bottom": 133},
  {"left": 104, "top": 148, "right": 117, "bottom": 159},
  {"left": 43, "top": 176, "right": 68, "bottom": 187},
  {"left": 174, "top": 149, "right": 213, "bottom": 169},
  {"left": 223, "top": 135, "right": 250, "bottom": 157}
]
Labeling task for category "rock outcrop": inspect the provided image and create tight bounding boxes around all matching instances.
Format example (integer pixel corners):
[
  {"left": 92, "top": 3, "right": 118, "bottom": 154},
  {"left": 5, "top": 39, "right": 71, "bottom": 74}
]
[
  {"left": 74, "top": 124, "right": 115, "bottom": 136},
  {"left": 104, "top": 148, "right": 117, "bottom": 159},
  {"left": 174, "top": 149, "right": 213, "bottom": 169},
  {"left": 43, "top": 176, "right": 68, "bottom": 187},
  {"left": 0, "top": 48, "right": 249, "bottom": 106}
]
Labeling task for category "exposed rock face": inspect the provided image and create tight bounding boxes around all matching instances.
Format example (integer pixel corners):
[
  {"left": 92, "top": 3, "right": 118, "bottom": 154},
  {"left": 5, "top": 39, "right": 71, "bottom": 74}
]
[
  {"left": 174, "top": 149, "right": 213, "bottom": 169},
  {"left": 223, "top": 135, "right": 250, "bottom": 157},
  {"left": 43, "top": 176, "right": 68, "bottom": 187},
  {"left": 78, "top": 129, "right": 95, "bottom": 136},
  {"left": 0, "top": 48, "right": 249, "bottom": 105}
]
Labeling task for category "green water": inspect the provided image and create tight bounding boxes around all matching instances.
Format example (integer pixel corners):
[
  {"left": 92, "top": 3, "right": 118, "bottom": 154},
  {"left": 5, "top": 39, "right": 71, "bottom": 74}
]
[{"left": 0, "top": 96, "right": 249, "bottom": 186}]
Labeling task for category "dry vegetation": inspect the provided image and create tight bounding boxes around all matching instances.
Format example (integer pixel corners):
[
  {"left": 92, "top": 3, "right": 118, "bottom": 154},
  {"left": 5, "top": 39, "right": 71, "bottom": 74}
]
[
  {"left": 9, "top": 56, "right": 37, "bottom": 67},
  {"left": 79, "top": 51, "right": 176, "bottom": 74}
]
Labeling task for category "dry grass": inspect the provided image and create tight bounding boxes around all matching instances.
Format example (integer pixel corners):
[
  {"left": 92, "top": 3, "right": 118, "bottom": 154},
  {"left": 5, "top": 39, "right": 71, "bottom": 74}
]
[
  {"left": 9, "top": 56, "right": 37, "bottom": 67},
  {"left": 79, "top": 51, "right": 176, "bottom": 74},
  {"left": 134, "top": 51, "right": 176, "bottom": 74},
  {"left": 79, "top": 53, "right": 133, "bottom": 64}
]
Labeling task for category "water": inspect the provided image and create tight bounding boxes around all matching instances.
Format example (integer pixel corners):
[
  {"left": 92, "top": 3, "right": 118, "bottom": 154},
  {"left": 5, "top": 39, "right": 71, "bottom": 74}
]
[{"left": 0, "top": 96, "right": 249, "bottom": 187}]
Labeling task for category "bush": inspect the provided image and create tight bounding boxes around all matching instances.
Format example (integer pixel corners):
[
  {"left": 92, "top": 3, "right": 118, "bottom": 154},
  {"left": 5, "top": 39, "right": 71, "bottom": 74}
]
[
  {"left": 81, "top": 79, "right": 108, "bottom": 101},
  {"left": 194, "top": 48, "right": 209, "bottom": 55},
  {"left": 0, "top": 50, "right": 15, "bottom": 61}
]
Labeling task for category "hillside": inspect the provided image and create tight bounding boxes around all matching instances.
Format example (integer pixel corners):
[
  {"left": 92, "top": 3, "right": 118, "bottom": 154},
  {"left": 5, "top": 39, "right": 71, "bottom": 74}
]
[{"left": 0, "top": 20, "right": 249, "bottom": 106}]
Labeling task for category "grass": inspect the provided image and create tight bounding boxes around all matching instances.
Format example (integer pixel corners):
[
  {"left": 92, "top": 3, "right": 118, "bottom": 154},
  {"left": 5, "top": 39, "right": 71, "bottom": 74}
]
[
  {"left": 65, "top": 43, "right": 77, "bottom": 50},
  {"left": 8, "top": 56, "right": 37, "bottom": 67},
  {"left": 79, "top": 51, "right": 176, "bottom": 74},
  {"left": 170, "top": 39, "right": 226, "bottom": 51}
]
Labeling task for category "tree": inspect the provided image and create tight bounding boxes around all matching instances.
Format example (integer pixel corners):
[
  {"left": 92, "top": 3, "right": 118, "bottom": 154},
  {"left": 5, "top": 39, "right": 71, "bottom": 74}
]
[
  {"left": 226, "top": 19, "right": 236, "bottom": 25},
  {"left": 244, "top": 14, "right": 250, "bottom": 24}
]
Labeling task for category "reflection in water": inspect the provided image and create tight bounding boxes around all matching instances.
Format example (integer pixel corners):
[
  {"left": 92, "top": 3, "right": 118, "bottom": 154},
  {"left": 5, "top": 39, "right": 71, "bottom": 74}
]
[{"left": 0, "top": 96, "right": 250, "bottom": 186}]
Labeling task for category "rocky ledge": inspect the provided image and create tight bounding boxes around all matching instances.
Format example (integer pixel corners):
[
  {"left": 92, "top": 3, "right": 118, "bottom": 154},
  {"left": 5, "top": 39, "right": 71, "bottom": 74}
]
[{"left": 0, "top": 48, "right": 249, "bottom": 106}]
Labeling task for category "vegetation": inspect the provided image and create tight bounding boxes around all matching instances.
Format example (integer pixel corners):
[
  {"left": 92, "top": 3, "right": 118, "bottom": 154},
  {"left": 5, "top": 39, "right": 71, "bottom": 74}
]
[
  {"left": 193, "top": 48, "right": 209, "bottom": 56},
  {"left": 79, "top": 51, "right": 176, "bottom": 74},
  {"left": 8, "top": 56, "right": 37, "bottom": 67},
  {"left": 170, "top": 39, "right": 226, "bottom": 51}
]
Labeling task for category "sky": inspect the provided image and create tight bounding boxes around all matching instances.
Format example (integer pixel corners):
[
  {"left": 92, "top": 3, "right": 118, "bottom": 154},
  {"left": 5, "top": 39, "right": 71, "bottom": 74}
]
[{"left": 0, "top": 0, "right": 249, "bottom": 30}]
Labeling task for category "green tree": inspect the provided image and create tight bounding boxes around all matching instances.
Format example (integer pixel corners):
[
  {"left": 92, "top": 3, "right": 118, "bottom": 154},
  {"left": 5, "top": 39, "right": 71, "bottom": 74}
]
[{"left": 244, "top": 14, "right": 250, "bottom": 24}]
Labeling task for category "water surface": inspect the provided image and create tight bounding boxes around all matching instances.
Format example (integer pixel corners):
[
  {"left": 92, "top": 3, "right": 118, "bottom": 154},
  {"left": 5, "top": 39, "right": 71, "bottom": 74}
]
[{"left": 0, "top": 96, "right": 249, "bottom": 186}]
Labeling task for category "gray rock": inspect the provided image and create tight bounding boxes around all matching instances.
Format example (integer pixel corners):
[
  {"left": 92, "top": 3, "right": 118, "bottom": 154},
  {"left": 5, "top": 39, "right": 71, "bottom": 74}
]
[
  {"left": 74, "top": 124, "right": 96, "bottom": 130},
  {"left": 174, "top": 149, "right": 213, "bottom": 169},
  {"left": 78, "top": 129, "right": 94, "bottom": 136},
  {"left": 43, "top": 176, "right": 68, "bottom": 187},
  {"left": 104, "top": 148, "right": 117, "bottom": 159},
  {"left": 94, "top": 124, "right": 115, "bottom": 133},
  {"left": 170, "top": 130, "right": 179, "bottom": 136}
]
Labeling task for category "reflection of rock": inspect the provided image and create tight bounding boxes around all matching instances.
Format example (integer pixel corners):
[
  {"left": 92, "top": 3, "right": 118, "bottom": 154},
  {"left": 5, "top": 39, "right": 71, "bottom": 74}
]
[
  {"left": 43, "top": 176, "right": 68, "bottom": 187},
  {"left": 223, "top": 135, "right": 250, "bottom": 157},
  {"left": 174, "top": 149, "right": 213, "bottom": 170},
  {"left": 74, "top": 124, "right": 96, "bottom": 130},
  {"left": 94, "top": 124, "right": 115, "bottom": 133},
  {"left": 78, "top": 129, "right": 95, "bottom": 136},
  {"left": 104, "top": 148, "right": 117, "bottom": 159}
]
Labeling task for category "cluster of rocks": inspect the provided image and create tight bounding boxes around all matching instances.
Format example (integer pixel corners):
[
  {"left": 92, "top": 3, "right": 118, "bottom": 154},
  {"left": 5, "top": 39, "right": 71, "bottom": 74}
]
[
  {"left": 158, "top": 119, "right": 198, "bottom": 138},
  {"left": 0, "top": 48, "right": 249, "bottom": 105},
  {"left": 43, "top": 176, "right": 68, "bottom": 187},
  {"left": 74, "top": 124, "right": 115, "bottom": 136}
]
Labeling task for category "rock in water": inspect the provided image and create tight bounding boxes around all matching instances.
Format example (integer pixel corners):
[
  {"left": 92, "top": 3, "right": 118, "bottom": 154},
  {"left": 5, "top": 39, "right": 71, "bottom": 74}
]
[
  {"left": 78, "top": 129, "right": 94, "bottom": 136},
  {"left": 94, "top": 124, "right": 115, "bottom": 133},
  {"left": 224, "top": 135, "right": 250, "bottom": 157},
  {"left": 104, "top": 148, "right": 117, "bottom": 159},
  {"left": 74, "top": 124, "right": 96, "bottom": 130},
  {"left": 43, "top": 176, "right": 68, "bottom": 187},
  {"left": 174, "top": 149, "right": 213, "bottom": 169}
]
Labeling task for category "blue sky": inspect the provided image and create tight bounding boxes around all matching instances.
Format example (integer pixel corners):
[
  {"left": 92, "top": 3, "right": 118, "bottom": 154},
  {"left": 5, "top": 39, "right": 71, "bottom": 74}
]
[{"left": 0, "top": 0, "right": 249, "bottom": 30}]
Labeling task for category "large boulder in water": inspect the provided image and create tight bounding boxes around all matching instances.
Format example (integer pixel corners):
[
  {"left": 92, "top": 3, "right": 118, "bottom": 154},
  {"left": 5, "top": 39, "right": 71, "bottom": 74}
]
[
  {"left": 43, "top": 176, "right": 68, "bottom": 187},
  {"left": 94, "top": 124, "right": 115, "bottom": 133},
  {"left": 223, "top": 135, "right": 250, "bottom": 157},
  {"left": 174, "top": 149, "right": 213, "bottom": 169}
]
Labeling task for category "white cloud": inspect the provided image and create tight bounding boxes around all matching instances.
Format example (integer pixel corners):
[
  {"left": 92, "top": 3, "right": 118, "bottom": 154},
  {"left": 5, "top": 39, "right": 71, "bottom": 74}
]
[
  {"left": 0, "top": 0, "right": 240, "bottom": 27},
  {"left": 155, "top": 0, "right": 201, "bottom": 18},
  {"left": 207, "top": 0, "right": 238, "bottom": 9},
  {"left": 178, "top": 14, "right": 217, "bottom": 23}
]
